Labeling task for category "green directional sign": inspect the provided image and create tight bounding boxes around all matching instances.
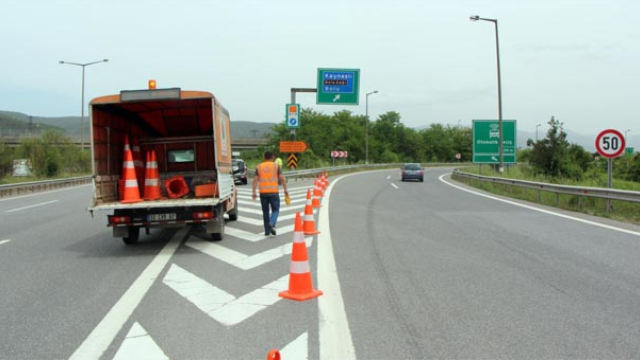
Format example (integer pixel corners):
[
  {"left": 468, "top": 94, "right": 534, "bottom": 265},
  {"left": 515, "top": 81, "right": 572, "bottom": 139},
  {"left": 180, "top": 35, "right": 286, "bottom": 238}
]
[
  {"left": 472, "top": 120, "right": 517, "bottom": 164},
  {"left": 317, "top": 68, "right": 360, "bottom": 105},
  {"left": 626, "top": 147, "right": 635, "bottom": 155}
]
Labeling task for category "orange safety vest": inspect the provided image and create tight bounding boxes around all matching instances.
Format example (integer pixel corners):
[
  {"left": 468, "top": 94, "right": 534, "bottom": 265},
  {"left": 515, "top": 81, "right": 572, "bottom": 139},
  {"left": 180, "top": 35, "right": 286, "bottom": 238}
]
[{"left": 257, "top": 161, "right": 279, "bottom": 194}]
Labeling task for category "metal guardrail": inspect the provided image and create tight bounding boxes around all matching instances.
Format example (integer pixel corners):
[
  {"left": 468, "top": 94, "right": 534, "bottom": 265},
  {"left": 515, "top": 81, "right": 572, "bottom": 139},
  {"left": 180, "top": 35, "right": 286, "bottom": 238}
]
[
  {"left": 452, "top": 169, "right": 640, "bottom": 205},
  {"left": 0, "top": 163, "right": 464, "bottom": 199},
  {"left": 0, "top": 176, "right": 92, "bottom": 198}
]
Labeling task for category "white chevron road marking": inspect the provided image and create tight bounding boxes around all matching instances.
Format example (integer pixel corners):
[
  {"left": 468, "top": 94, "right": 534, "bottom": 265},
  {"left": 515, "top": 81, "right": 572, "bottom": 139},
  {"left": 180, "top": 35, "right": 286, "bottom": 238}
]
[
  {"left": 281, "top": 332, "right": 309, "bottom": 360},
  {"left": 186, "top": 236, "right": 313, "bottom": 270},
  {"left": 112, "top": 322, "right": 169, "bottom": 360},
  {"left": 225, "top": 224, "right": 295, "bottom": 242},
  {"left": 163, "top": 264, "right": 288, "bottom": 326}
]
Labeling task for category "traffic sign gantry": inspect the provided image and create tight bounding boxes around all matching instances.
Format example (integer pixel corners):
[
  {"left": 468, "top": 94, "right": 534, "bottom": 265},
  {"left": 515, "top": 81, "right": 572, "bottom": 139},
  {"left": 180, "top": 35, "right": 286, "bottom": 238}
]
[
  {"left": 316, "top": 68, "right": 360, "bottom": 105},
  {"left": 472, "top": 120, "right": 517, "bottom": 164},
  {"left": 279, "top": 141, "right": 308, "bottom": 153},
  {"left": 595, "top": 129, "right": 625, "bottom": 158}
]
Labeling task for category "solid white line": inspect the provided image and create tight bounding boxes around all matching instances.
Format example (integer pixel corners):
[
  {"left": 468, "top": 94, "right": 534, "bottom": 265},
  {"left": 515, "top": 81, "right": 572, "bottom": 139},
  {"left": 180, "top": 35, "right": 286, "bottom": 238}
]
[
  {"left": 318, "top": 173, "right": 357, "bottom": 360},
  {"left": 185, "top": 236, "right": 313, "bottom": 270},
  {"left": 68, "top": 228, "right": 186, "bottom": 360},
  {"left": 234, "top": 208, "right": 305, "bottom": 225},
  {"left": 162, "top": 264, "right": 288, "bottom": 326},
  {"left": 440, "top": 174, "right": 640, "bottom": 237},
  {"left": 112, "top": 322, "right": 169, "bottom": 360},
  {"left": 0, "top": 239, "right": 11, "bottom": 246},
  {"left": 390, "top": 183, "right": 399, "bottom": 189},
  {"left": 6, "top": 200, "right": 58, "bottom": 213},
  {"left": 0, "top": 183, "right": 91, "bottom": 202}
]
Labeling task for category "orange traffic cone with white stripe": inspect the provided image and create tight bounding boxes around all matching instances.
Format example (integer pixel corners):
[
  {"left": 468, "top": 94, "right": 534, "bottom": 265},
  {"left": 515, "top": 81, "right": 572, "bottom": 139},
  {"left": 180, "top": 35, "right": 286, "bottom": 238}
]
[
  {"left": 303, "top": 189, "right": 320, "bottom": 235},
  {"left": 312, "top": 178, "right": 323, "bottom": 208},
  {"left": 144, "top": 150, "right": 163, "bottom": 200},
  {"left": 266, "top": 349, "right": 280, "bottom": 360},
  {"left": 279, "top": 212, "right": 323, "bottom": 301},
  {"left": 131, "top": 138, "right": 144, "bottom": 192},
  {"left": 121, "top": 137, "right": 142, "bottom": 203},
  {"left": 323, "top": 171, "right": 329, "bottom": 188}
]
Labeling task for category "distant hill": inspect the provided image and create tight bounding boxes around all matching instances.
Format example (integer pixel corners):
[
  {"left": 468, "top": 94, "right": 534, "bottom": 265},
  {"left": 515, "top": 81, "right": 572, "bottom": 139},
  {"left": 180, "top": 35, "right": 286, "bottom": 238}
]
[{"left": 0, "top": 110, "right": 276, "bottom": 140}]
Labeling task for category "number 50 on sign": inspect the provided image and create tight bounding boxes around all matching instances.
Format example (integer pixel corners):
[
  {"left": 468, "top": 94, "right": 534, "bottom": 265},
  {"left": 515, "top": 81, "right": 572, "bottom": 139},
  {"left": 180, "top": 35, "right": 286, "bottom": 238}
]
[{"left": 595, "top": 129, "right": 625, "bottom": 158}]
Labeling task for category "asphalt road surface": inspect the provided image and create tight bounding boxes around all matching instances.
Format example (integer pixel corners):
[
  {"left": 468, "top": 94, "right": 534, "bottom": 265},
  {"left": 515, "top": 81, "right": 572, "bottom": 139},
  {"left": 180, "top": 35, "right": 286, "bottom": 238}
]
[{"left": 1, "top": 168, "right": 640, "bottom": 359}]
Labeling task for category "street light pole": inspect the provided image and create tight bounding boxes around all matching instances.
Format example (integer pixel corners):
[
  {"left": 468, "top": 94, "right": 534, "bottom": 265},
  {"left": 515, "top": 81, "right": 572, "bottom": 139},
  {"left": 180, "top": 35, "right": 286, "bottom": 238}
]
[
  {"left": 536, "top": 124, "right": 541, "bottom": 142},
  {"left": 59, "top": 59, "right": 108, "bottom": 149},
  {"left": 470, "top": 15, "right": 504, "bottom": 173},
  {"left": 625, "top": 129, "right": 631, "bottom": 145},
  {"left": 365, "top": 90, "right": 378, "bottom": 165}
]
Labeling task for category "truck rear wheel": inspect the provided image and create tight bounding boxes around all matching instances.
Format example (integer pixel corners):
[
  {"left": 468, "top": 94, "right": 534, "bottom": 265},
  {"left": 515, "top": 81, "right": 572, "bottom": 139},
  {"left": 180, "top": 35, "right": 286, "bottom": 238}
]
[
  {"left": 211, "top": 219, "right": 224, "bottom": 241},
  {"left": 228, "top": 202, "right": 238, "bottom": 221},
  {"left": 122, "top": 227, "right": 140, "bottom": 245}
]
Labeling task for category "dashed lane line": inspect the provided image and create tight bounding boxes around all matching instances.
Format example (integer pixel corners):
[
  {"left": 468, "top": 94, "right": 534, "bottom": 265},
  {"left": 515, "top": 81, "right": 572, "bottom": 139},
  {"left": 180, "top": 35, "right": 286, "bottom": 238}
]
[
  {"left": 0, "top": 239, "right": 11, "bottom": 246},
  {"left": 6, "top": 200, "right": 58, "bottom": 213}
]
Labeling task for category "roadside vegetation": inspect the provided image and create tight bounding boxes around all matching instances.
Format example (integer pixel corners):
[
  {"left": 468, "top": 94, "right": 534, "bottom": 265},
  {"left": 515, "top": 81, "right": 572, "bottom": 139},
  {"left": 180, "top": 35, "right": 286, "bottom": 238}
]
[
  {"left": 456, "top": 117, "right": 640, "bottom": 224},
  {"left": 0, "top": 130, "right": 90, "bottom": 184}
]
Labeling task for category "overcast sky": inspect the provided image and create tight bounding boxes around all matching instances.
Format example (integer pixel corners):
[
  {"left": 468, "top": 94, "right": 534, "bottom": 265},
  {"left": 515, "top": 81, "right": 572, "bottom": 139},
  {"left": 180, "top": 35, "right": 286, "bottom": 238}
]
[{"left": 1, "top": 0, "right": 639, "bottom": 144}]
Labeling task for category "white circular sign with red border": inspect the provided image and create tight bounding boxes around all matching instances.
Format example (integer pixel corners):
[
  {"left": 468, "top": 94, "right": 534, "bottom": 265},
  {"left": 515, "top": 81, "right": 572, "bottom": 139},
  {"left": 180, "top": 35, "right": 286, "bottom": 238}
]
[{"left": 595, "top": 129, "right": 626, "bottom": 158}]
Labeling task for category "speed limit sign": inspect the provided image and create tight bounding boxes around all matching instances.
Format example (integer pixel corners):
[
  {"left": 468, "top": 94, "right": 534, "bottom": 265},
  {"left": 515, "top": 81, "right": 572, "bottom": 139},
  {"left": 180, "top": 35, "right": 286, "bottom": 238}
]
[{"left": 595, "top": 129, "right": 626, "bottom": 158}]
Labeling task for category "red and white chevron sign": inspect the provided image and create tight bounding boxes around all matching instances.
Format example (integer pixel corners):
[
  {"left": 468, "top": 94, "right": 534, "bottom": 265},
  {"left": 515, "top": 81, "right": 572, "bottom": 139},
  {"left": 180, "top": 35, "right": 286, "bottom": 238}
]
[{"left": 331, "top": 151, "right": 348, "bottom": 158}]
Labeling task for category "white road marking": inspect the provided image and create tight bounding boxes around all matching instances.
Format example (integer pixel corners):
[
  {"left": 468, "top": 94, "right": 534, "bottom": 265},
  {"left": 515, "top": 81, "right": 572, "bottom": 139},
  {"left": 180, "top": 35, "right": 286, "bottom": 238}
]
[
  {"left": 162, "top": 264, "right": 288, "bottom": 326},
  {"left": 69, "top": 228, "right": 186, "bottom": 360},
  {"left": 112, "top": 322, "right": 169, "bottom": 360},
  {"left": 226, "top": 224, "right": 295, "bottom": 242},
  {"left": 186, "top": 236, "right": 313, "bottom": 270},
  {"left": 0, "top": 184, "right": 91, "bottom": 202},
  {"left": 318, "top": 173, "right": 357, "bottom": 360},
  {"left": 0, "top": 239, "right": 11, "bottom": 246},
  {"left": 281, "top": 332, "right": 308, "bottom": 360},
  {"left": 390, "top": 183, "right": 399, "bottom": 189},
  {"left": 234, "top": 211, "right": 304, "bottom": 226},
  {"left": 386, "top": 175, "right": 391, "bottom": 180},
  {"left": 440, "top": 174, "right": 640, "bottom": 237},
  {"left": 6, "top": 200, "right": 58, "bottom": 213},
  {"left": 237, "top": 204, "right": 305, "bottom": 216}
]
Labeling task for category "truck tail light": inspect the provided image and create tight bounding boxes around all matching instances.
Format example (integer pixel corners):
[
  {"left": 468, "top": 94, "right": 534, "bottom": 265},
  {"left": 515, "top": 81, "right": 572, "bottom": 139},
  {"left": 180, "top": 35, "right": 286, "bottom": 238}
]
[
  {"left": 193, "top": 211, "right": 213, "bottom": 219},
  {"left": 110, "top": 216, "right": 131, "bottom": 224}
]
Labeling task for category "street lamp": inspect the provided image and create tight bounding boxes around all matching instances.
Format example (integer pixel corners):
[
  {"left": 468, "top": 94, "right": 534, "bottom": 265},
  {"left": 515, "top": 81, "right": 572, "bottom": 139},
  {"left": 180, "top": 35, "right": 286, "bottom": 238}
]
[
  {"left": 470, "top": 15, "right": 504, "bottom": 173},
  {"left": 625, "top": 129, "right": 631, "bottom": 143},
  {"left": 536, "top": 124, "right": 542, "bottom": 142},
  {"left": 59, "top": 59, "right": 108, "bottom": 149},
  {"left": 365, "top": 90, "right": 379, "bottom": 165}
]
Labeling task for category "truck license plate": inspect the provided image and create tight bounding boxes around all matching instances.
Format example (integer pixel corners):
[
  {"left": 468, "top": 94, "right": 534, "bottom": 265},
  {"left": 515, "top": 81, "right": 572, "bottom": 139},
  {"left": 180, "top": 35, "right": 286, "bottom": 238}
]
[{"left": 148, "top": 213, "right": 177, "bottom": 221}]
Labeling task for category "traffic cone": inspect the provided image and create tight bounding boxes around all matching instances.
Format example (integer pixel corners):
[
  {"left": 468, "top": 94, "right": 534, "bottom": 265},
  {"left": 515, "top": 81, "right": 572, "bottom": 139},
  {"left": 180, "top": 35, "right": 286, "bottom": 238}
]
[
  {"left": 323, "top": 171, "right": 330, "bottom": 188},
  {"left": 144, "top": 150, "right": 163, "bottom": 200},
  {"left": 131, "top": 138, "right": 144, "bottom": 192},
  {"left": 279, "top": 212, "right": 323, "bottom": 301},
  {"left": 319, "top": 173, "right": 328, "bottom": 191},
  {"left": 312, "top": 179, "right": 323, "bottom": 208},
  {"left": 303, "top": 189, "right": 320, "bottom": 235},
  {"left": 266, "top": 350, "right": 280, "bottom": 360},
  {"left": 121, "top": 137, "right": 142, "bottom": 203}
]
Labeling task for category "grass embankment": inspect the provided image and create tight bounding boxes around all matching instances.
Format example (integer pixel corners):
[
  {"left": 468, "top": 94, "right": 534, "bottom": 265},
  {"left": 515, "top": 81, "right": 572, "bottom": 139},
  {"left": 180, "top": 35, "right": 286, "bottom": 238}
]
[{"left": 455, "top": 165, "right": 640, "bottom": 225}]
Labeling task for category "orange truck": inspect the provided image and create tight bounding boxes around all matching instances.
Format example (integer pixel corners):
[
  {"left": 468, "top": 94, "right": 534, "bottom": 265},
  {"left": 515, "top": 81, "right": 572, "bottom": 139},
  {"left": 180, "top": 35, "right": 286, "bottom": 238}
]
[{"left": 87, "top": 85, "right": 238, "bottom": 244}]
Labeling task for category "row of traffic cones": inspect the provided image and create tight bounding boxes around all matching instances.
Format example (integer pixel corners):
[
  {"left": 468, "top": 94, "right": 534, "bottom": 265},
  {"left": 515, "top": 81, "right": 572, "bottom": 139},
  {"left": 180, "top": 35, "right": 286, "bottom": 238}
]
[
  {"left": 120, "top": 137, "right": 164, "bottom": 203},
  {"left": 278, "top": 171, "right": 331, "bottom": 301},
  {"left": 270, "top": 173, "right": 330, "bottom": 358}
]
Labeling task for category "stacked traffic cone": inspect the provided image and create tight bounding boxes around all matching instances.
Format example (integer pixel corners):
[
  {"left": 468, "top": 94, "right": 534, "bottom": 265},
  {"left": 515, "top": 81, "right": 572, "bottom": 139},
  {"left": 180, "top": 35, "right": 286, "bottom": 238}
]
[
  {"left": 312, "top": 178, "right": 323, "bottom": 209},
  {"left": 121, "top": 137, "right": 142, "bottom": 203},
  {"left": 279, "top": 212, "right": 323, "bottom": 301},
  {"left": 143, "top": 150, "right": 163, "bottom": 200},
  {"left": 303, "top": 189, "right": 320, "bottom": 235},
  {"left": 319, "top": 172, "right": 327, "bottom": 191},
  {"left": 131, "top": 138, "right": 144, "bottom": 192},
  {"left": 323, "top": 171, "right": 330, "bottom": 188}
]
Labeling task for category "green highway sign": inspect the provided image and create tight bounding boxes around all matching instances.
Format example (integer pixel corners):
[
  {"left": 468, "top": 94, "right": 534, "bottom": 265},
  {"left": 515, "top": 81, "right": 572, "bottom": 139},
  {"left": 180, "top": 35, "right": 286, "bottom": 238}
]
[
  {"left": 472, "top": 120, "right": 517, "bottom": 164},
  {"left": 317, "top": 68, "right": 360, "bottom": 105},
  {"left": 626, "top": 147, "right": 635, "bottom": 155}
]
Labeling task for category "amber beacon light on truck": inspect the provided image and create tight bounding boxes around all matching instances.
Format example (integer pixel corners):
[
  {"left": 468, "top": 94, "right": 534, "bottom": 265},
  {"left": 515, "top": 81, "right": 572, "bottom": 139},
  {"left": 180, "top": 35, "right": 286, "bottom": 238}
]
[{"left": 120, "top": 80, "right": 180, "bottom": 102}]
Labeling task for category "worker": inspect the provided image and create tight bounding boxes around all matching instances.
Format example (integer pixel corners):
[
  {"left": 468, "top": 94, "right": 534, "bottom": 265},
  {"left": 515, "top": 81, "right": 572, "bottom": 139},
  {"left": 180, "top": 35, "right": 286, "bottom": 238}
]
[
  {"left": 275, "top": 155, "right": 284, "bottom": 185},
  {"left": 252, "top": 151, "right": 289, "bottom": 236}
]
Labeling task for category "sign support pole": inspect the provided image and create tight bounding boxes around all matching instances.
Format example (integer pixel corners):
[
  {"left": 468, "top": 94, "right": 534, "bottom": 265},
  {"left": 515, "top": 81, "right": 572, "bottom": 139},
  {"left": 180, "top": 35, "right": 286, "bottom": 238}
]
[{"left": 607, "top": 158, "right": 613, "bottom": 213}]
